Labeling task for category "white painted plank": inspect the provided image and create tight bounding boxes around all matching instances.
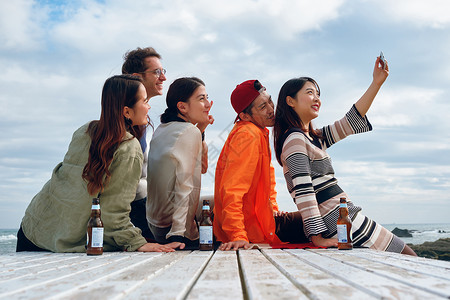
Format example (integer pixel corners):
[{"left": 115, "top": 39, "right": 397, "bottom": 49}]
[
  {"left": 309, "top": 249, "right": 450, "bottom": 298},
  {"left": 0, "top": 252, "right": 165, "bottom": 299},
  {"left": 187, "top": 250, "right": 243, "bottom": 300},
  {"left": 123, "top": 250, "right": 213, "bottom": 300},
  {"left": 0, "top": 252, "right": 137, "bottom": 279},
  {"left": 0, "top": 253, "right": 98, "bottom": 280},
  {"left": 324, "top": 248, "right": 450, "bottom": 280},
  {"left": 288, "top": 249, "right": 443, "bottom": 300},
  {"left": 0, "top": 248, "right": 448, "bottom": 300},
  {"left": 54, "top": 251, "right": 192, "bottom": 300},
  {"left": 261, "top": 249, "right": 377, "bottom": 300},
  {"left": 0, "top": 252, "right": 46, "bottom": 264},
  {"left": 336, "top": 248, "right": 450, "bottom": 271},
  {"left": 238, "top": 249, "right": 309, "bottom": 299},
  {"left": 0, "top": 252, "right": 82, "bottom": 270}
]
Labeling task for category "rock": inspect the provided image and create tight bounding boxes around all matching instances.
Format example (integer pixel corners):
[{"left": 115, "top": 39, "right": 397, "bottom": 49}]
[
  {"left": 392, "top": 227, "right": 413, "bottom": 237},
  {"left": 408, "top": 238, "right": 450, "bottom": 261}
]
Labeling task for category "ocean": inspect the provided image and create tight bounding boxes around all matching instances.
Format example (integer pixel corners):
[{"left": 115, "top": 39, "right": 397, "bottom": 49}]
[
  {"left": 0, "top": 229, "right": 18, "bottom": 253},
  {"left": 381, "top": 223, "right": 450, "bottom": 246},
  {"left": 1, "top": 223, "right": 449, "bottom": 254}
]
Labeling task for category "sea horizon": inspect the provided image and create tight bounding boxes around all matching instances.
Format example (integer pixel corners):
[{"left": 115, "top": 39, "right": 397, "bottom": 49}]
[{"left": 1, "top": 223, "right": 450, "bottom": 254}]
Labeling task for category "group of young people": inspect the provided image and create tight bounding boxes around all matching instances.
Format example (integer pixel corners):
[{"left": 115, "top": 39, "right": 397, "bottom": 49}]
[{"left": 16, "top": 47, "right": 416, "bottom": 256}]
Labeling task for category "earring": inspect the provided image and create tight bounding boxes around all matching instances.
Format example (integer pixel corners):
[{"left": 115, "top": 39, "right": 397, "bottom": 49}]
[{"left": 125, "top": 117, "right": 132, "bottom": 125}]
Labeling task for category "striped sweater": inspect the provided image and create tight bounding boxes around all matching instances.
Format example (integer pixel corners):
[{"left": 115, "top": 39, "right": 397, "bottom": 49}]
[{"left": 280, "top": 105, "right": 372, "bottom": 238}]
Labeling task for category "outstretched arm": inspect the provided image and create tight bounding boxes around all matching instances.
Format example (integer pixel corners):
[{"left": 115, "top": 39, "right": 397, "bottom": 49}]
[{"left": 354, "top": 56, "right": 389, "bottom": 118}]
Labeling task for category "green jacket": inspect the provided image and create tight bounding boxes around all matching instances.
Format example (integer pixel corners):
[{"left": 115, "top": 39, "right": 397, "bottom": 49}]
[{"left": 21, "top": 123, "right": 147, "bottom": 252}]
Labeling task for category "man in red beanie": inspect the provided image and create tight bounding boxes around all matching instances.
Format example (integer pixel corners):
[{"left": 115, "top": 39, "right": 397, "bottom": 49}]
[{"left": 214, "top": 80, "right": 308, "bottom": 250}]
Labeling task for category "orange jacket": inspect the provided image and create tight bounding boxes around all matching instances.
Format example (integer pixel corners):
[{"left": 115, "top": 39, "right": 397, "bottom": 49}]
[{"left": 213, "top": 121, "right": 281, "bottom": 244}]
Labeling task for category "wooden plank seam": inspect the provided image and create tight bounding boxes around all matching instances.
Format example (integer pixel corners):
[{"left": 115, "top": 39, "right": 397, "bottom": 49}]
[
  {"left": 345, "top": 248, "right": 450, "bottom": 272},
  {"left": 259, "top": 249, "right": 321, "bottom": 300},
  {"left": 286, "top": 249, "right": 383, "bottom": 299},
  {"left": 178, "top": 250, "right": 215, "bottom": 300},
  {"left": 54, "top": 253, "right": 173, "bottom": 300},
  {"left": 309, "top": 249, "right": 450, "bottom": 299},
  {"left": 341, "top": 250, "right": 450, "bottom": 282},
  {"left": 0, "top": 254, "right": 135, "bottom": 298},
  {"left": 237, "top": 250, "right": 252, "bottom": 300}
]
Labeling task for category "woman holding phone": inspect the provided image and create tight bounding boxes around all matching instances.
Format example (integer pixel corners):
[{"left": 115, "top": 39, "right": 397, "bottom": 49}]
[{"left": 273, "top": 56, "right": 416, "bottom": 255}]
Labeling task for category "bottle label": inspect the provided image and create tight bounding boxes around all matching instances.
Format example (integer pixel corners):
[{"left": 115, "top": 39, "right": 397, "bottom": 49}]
[
  {"left": 337, "top": 224, "right": 348, "bottom": 243},
  {"left": 339, "top": 203, "right": 347, "bottom": 208},
  {"left": 202, "top": 205, "right": 210, "bottom": 210},
  {"left": 91, "top": 204, "right": 100, "bottom": 210},
  {"left": 199, "top": 225, "right": 213, "bottom": 244},
  {"left": 91, "top": 227, "right": 104, "bottom": 248}
]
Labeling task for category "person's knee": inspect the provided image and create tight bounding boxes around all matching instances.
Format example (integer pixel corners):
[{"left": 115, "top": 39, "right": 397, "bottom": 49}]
[{"left": 402, "top": 245, "right": 417, "bottom": 256}]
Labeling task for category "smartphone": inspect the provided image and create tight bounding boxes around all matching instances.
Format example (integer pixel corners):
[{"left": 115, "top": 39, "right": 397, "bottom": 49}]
[{"left": 379, "top": 51, "right": 386, "bottom": 70}]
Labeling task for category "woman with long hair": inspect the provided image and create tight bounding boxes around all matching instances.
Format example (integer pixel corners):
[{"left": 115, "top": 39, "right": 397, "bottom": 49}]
[
  {"left": 17, "top": 75, "right": 176, "bottom": 252},
  {"left": 273, "top": 57, "right": 416, "bottom": 255},
  {"left": 147, "top": 77, "right": 214, "bottom": 249}
]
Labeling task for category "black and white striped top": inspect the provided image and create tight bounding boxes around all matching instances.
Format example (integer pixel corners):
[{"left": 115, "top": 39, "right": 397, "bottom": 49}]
[{"left": 280, "top": 105, "right": 372, "bottom": 238}]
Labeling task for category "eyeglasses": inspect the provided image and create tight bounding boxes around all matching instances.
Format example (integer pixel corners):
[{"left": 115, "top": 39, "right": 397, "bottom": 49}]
[{"left": 139, "top": 68, "right": 166, "bottom": 78}]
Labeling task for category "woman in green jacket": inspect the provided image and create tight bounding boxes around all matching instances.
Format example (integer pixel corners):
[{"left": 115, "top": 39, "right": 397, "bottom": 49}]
[{"left": 17, "top": 75, "right": 177, "bottom": 253}]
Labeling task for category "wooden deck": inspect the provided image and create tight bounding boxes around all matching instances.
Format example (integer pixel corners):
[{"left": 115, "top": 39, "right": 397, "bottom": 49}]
[{"left": 1, "top": 247, "right": 449, "bottom": 299}]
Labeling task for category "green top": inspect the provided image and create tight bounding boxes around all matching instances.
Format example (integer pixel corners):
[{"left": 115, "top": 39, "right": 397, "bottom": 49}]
[{"left": 21, "top": 123, "right": 147, "bottom": 252}]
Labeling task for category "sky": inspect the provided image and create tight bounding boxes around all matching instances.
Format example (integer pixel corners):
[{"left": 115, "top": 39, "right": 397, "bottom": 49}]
[{"left": 1, "top": 0, "right": 449, "bottom": 229}]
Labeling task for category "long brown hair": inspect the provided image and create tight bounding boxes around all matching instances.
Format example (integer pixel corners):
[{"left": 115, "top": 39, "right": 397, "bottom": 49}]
[
  {"left": 273, "top": 77, "right": 321, "bottom": 165},
  {"left": 82, "top": 75, "right": 148, "bottom": 195}
]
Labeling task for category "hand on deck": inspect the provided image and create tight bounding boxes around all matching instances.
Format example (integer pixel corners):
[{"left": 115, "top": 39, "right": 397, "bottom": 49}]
[
  {"left": 219, "top": 240, "right": 251, "bottom": 251},
  {"left": 310, "top": 234, "right": 338, "bottom": 248},
  {"left": 137, "top": 242, "right": 175, "bottom": 252},
  {"left": 165, "top": 242, "right": 186, "bottom": 250},
  {"left": 137, "top": 242, "right": 185, "bottom": 252}
]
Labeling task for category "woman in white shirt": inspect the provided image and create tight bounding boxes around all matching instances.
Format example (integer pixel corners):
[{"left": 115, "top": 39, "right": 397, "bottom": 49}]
[{"left": 147, "top": 77, "right": 213, "bottom": 249}]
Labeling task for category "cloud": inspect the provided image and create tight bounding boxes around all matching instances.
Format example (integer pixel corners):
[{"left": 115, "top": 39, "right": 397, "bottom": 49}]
[
  {"left": 369, "top": 86, "right": 445, "bottom": 128},
  {"left": 315, "top": 80, "right": 448, "bottom": 133},
  {"left": 45, "top": 0, "right": 347, "bottom": 55},
  {"left": 375, "top": 0, "right": 450, "bottom": 28},
  {"left": 334, "top": 159, "right": 450, "bottom": 194},
  {"left": 0, "top": 0, "right": 46, "bottom": 50}
]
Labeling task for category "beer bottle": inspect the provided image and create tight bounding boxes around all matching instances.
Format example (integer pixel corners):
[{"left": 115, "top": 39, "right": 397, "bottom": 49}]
[
  {"left": 199, "top": 200, "right": 213, "bottom": 250},
  {"left": 337, "top": 197, "right": 353, "bottom": 250},
  {"left": 86, "top": 197, "right": 104, "bottom": 255}
]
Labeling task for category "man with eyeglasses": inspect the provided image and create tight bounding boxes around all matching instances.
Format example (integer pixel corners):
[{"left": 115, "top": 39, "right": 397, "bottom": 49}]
[
  {"left": 214, "top": 80, "right": 308, "bottom": 250},
  {"left": 121, "top": 47, "right": 167, "bottom": 241}
]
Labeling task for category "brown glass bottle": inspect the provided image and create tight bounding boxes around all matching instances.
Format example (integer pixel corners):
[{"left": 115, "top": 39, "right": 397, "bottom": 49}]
[
  {"left": 199, "top": 200, "right": 213, "bottom": 250},
  {"left": 337, "top": 197, "right": 353, "bottom": 250},
  {"left": 86, "top": 197, "right": 104, "bottom": 255}
]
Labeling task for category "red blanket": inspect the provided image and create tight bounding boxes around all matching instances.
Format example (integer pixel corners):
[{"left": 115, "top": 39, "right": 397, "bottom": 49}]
[{"left": 269, "top": 242, "right": 325, "bottom": 249}]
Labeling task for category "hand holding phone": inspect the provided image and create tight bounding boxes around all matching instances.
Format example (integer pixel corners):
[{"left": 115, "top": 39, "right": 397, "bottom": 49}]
[{"left": 379, "top": 51, "right": 386, "bottom": 70}]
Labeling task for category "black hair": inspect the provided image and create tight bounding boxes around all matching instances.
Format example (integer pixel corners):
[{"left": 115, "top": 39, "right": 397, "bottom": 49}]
[{"left": 161, "top": 77, "right": 205, "bottom": 123}]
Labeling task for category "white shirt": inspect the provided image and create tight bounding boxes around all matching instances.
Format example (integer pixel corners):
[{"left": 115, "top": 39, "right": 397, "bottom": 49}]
[{"left": 146, "top": 121, "right": 202, "bottom": 241}]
